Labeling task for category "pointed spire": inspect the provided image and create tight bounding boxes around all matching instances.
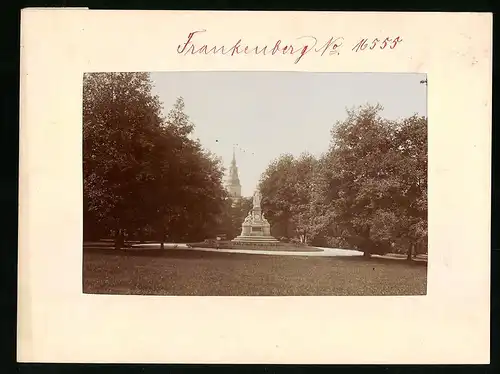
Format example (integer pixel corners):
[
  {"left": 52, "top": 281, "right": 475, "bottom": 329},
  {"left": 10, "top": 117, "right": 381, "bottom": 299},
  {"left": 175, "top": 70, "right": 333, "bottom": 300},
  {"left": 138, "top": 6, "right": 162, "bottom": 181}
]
[
  {"left": 226, "top": 146, "right": 241, "bottom": 201},
  {"left": 229, "top": 148, "right": 239, "bottom": 180}
]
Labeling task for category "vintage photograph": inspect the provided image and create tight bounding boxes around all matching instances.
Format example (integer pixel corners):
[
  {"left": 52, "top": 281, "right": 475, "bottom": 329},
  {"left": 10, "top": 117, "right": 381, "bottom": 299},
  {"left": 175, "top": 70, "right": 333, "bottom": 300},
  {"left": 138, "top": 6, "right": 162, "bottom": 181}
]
[{"left": 83, "top": 71, "right": 428, "bottom": 296}]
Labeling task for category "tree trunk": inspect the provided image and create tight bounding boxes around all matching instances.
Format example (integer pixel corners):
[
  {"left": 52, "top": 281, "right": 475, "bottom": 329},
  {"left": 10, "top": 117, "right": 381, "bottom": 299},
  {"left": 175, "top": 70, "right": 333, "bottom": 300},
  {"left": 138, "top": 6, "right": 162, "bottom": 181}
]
[
  {"left": 138, "top": 227, "right": 144, "bottom": 244},
  {"left": 160, "top": 226, "right": 165, "bottom": 250},
  {"left": 114, "top": 229, "right": 124, "bottom": 251},
  {"left": 407, "top": 243, "right": 414, "bottom": 261},
  {"left": 416, "top": 242, "right": 422, "bottom": 258}
]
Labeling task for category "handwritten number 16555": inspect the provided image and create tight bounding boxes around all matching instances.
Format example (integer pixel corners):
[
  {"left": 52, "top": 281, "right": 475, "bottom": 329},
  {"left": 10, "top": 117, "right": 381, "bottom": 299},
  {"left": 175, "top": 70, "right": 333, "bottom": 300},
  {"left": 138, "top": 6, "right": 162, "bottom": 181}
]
[{"left": 352, "top": 37, "right": 403, "bottom": 52}]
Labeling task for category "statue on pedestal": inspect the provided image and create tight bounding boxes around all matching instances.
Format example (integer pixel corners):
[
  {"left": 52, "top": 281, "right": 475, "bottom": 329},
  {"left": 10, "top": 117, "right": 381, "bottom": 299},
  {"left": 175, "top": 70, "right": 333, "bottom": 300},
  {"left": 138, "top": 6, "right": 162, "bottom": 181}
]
[
  {"left": 253, "top": 189, "right": 262, "bottom": 208},
  {"left": 232, "top": 188, "right": 278, "bottom": 244}
]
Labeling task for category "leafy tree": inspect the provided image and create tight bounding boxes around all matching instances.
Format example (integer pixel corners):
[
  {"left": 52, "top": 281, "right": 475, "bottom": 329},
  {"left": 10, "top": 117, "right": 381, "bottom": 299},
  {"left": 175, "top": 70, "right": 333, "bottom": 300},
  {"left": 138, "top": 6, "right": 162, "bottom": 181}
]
[
  {"left": 158, "top": 98, "right": 228, "bottom": 244},
  {"left": 166, "top": 97, "right": 195, "bottom": 136},
  {"left": 257, "top": 103, "right": 427, "bottom": 258},
  {"left": 303, "top": 155, "right": 345, "bottom": 247},
  {"left": 288, "top": 153, "right": 320, "bottom": 243},
  {"left": 83, "top": 72, "right": 167, "bottom": 248},
  {"left": 324, "top": 103, "right": 427, "bottom": 258},
  {"left": 259, "top": 152, "right": 319, "bottom": 243},
  {"left": 391, "top": 114, "right": 428, "bottom": 259},
  {"left": 83, "top": 74, "right": 228, "bottom": 249},
  {"left": 259, "top": 153, "right": 296, "bottom": 238}
]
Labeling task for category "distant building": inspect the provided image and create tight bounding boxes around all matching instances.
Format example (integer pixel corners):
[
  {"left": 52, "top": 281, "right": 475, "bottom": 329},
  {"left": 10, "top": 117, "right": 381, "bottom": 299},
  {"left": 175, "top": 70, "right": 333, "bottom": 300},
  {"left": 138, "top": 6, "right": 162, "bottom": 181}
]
[{"left": 225, "top": 148, "right": 242, "bottom": 204}]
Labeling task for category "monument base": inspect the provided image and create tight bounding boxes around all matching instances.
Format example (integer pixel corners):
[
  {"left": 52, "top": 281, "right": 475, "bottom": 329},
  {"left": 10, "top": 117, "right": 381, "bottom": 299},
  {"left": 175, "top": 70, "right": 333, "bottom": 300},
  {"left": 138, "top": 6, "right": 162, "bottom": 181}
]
[
  {"left": 233, "top": 188, "right": 279, "bottom": 247},
  {"left": 231, "top": 235, "right": 280, "bottom": 244}
]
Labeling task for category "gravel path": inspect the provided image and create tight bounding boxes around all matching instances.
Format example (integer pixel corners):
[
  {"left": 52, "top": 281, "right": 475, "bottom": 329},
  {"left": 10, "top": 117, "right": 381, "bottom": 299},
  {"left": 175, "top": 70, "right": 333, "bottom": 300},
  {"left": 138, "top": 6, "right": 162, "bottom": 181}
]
[{"left": 128, "top": 243, "right": 363, "bottom": 257}]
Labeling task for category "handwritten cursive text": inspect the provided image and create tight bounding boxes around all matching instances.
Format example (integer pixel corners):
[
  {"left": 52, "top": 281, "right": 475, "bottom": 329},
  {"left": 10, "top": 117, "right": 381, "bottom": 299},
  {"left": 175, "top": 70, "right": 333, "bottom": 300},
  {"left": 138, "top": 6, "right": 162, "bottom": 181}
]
[
  {"left": 177, "top": 30, "right": 344, "bottom": 64},
  {"left": 176, "top": 30, "right": 403, "bottom": 64}
]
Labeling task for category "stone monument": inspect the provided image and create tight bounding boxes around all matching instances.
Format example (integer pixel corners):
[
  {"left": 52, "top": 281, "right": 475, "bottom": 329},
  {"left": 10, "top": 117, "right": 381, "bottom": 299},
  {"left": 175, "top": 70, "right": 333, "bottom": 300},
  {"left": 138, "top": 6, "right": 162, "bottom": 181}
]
[{"left": 232, "top": 189, "right": 279, "bottom": 245}]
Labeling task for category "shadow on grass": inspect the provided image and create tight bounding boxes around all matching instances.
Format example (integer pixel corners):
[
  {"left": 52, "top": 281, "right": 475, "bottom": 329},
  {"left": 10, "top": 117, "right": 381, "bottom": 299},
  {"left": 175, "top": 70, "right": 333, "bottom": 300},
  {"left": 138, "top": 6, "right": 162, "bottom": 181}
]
[
  {"left": 83, "top": 247, "right": 274, "bottom": 260},
  {"left": 83, "top": 247, "right": 427, "bottom": 267},
  {"left": 336, "top": 255, "right": 428, "bottom": 267}
]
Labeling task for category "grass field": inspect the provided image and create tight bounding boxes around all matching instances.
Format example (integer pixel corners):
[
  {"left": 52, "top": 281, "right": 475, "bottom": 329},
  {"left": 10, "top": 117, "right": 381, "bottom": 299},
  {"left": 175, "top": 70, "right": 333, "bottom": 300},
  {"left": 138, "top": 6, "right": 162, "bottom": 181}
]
[{"left": 83, "top": 248, "right": 427, "bottom": 296}]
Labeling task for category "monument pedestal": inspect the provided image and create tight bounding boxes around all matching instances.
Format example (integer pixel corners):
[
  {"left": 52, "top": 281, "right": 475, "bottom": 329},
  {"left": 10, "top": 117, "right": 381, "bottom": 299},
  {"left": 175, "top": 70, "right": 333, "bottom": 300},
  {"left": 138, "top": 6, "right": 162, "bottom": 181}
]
[{"left": 232, "top": 189, "right": 279, "bottom": 245}]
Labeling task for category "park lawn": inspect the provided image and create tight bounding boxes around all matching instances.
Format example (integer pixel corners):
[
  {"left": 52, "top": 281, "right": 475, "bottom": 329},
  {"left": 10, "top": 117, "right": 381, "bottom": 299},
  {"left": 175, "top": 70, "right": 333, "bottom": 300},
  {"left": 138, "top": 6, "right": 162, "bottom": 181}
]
[{"left": 83, "top": 249, "right": 427, "bottom": 296}]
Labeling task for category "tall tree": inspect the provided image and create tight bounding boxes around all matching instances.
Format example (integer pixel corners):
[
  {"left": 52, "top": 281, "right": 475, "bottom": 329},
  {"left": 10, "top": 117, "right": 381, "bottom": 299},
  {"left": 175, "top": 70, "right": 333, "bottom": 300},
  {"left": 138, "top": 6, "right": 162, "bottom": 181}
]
[
  {"left": 391, "top": 114, "right": 428, "bottom": 260},
  {"left": 324, "top": 103, "right": 427, "bottom": 258},
  {"left": 83, "top": 72, "right": 167, "bottom": 248},
  {"left": 83, "top": 75, "right": 228, "bottom": 248},
  {"left": 259, "top": 153, "right": 296, "bottom": 239},
  {"left": 259, "top": 152, "right": 319, "bottom": 243},
  {"left": 155, "top": 97, "right": 228, "bottom": 245}
]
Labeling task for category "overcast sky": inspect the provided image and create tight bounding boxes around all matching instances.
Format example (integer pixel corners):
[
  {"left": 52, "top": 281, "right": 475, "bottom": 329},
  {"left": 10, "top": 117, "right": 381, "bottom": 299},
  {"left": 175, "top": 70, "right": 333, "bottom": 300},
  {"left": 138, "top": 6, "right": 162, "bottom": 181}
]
[{"left": 150, "top": 72, "right": 427, "bottom": 197}]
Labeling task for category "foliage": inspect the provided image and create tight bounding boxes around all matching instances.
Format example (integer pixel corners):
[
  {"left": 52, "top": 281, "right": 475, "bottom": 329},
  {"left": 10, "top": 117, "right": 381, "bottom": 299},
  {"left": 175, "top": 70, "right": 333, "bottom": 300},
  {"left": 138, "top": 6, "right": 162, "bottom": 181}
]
[
  {"left": 258, "top": 103, "right": 427, "bottom": 258},
  {"left": 212, "top": 196, "right": 253, "bottom": 240},
  {"left": 83, "top": 73, "right": 227, "bottom": 247},
  {"left": 259, "top": 152, "right": 322, "bottom": 243},
  {"left": 322, "top": 104, "right": 427, "bottom": 257}
]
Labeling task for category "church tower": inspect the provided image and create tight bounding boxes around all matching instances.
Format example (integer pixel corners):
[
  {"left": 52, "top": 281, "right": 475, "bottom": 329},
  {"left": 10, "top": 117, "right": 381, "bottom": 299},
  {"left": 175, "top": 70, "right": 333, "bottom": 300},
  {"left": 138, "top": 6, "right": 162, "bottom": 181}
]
[{"left": 226, "top": 148, "right": 242, "bottom": 203}]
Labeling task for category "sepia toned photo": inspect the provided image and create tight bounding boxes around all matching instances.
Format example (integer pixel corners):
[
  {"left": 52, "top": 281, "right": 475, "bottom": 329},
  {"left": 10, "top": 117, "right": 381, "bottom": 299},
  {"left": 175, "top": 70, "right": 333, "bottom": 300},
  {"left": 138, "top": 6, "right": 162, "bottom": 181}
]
[
  {"left": 18, "top": 10, "right": 491, "bottom": 364},
  {"left": 83, "top": 71, "right": 428, "bottom": 296}
]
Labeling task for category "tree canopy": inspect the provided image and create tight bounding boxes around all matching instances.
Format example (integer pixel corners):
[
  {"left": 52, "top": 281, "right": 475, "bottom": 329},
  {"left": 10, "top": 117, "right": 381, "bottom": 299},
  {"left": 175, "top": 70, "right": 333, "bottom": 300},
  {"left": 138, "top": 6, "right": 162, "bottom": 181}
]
[
  {"left": 259, "top": 103, "right": 427, "bottom": 258},
  {"left": 83, "top": 72, "right": 229, "bottom": 248},
  {"left": 259, "top": 152, "right": 320, "bottom": 243}
]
